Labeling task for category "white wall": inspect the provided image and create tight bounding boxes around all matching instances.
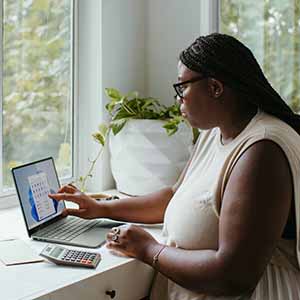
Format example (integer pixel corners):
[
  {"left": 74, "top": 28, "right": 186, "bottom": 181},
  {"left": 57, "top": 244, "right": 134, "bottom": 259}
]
[
  {"left": 102, "top": 0, "right": 146, "bottom": 99},
  {"left": 145, "top": 0, "right": 201, "bottom": 105}
]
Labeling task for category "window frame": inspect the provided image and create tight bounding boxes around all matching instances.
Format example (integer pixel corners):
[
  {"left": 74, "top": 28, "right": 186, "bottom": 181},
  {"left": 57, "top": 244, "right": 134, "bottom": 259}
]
[
  {"left": 200, "top": 0, "right": 220, "bottom": 35},
  {"left": 0, "top": 0, "right": 78, "bottom": 209},
  {"left": 0, "top": 0, "right": 3, "bottom": 198}
]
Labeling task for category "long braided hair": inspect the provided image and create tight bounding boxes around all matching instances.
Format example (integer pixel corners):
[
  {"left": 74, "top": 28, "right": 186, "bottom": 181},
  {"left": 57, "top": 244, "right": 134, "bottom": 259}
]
[{"left": 179, "top": 33, "right": 300, "bottom": 134}]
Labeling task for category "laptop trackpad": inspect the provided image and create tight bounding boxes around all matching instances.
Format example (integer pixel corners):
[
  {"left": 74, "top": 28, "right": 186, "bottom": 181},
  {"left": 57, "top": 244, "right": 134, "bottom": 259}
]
[{"left": 72, "top": 221, "right": 125, "bottom": 248}]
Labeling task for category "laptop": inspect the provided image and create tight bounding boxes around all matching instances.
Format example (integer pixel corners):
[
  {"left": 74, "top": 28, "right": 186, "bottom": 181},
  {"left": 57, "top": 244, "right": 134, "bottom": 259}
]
[{"left": 12, "top": 157, "right": 124, "bottom": 248}]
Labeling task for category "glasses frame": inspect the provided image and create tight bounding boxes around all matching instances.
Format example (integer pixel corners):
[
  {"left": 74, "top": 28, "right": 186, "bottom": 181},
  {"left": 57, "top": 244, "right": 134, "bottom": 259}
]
[{"left": 173, "top": 76, "right": 206, "bottom": 99}]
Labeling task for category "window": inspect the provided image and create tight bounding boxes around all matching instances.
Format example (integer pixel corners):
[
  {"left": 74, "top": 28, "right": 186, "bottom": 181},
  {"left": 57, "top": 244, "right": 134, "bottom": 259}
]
[
  {"left": 220, "top": 0, "right": 300, "bottom": 112},
  {"left": 1, "top": 0, "right": 74, "bottom": 197}
]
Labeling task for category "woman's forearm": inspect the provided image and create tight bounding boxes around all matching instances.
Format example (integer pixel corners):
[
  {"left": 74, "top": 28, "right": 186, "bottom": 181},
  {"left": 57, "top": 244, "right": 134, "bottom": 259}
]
[
  {"left": 99, "top": 187, "right": 174, "bottom": 224},
  {"left": 143, "top": 244, "right": 254, "bottom": 297}
]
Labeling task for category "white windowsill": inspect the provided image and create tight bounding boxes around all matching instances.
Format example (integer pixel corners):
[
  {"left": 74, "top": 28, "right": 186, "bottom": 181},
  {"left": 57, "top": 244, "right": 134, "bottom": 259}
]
[{"left": 0, "top": 189, "right": 163, "bottom": 300}]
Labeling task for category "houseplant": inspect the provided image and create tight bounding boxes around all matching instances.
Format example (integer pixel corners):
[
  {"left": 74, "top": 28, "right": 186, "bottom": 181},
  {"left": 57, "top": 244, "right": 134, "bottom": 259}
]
[{"left": 78, "top": 88, "right": 198, "bottom": 194}]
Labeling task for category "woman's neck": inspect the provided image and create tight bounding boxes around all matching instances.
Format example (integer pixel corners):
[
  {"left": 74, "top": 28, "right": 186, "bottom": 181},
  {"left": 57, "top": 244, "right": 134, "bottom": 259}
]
[{"left": 219, "top": 106, "right": 258, "bottom": 145}]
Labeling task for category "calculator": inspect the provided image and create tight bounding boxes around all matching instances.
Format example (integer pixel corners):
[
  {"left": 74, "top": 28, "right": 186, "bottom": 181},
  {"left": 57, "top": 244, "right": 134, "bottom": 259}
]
[{"left": 40, "top": 244, "right": 101, "bottom": 268}]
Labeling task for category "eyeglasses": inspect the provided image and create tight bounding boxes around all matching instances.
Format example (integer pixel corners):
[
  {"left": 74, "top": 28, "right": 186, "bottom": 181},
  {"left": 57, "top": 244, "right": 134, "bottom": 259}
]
[{"left": 173, "top": 76, "right": 206, "bottom": 99}]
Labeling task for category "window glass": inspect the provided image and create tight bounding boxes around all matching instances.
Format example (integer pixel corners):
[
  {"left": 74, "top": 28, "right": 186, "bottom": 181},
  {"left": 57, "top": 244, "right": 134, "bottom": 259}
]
[
  {"left": 220, "top": 1, "right": 300, "bottom": 111},
  {"left": 2, "top": 0, "right": 73, "bottom": 191}
]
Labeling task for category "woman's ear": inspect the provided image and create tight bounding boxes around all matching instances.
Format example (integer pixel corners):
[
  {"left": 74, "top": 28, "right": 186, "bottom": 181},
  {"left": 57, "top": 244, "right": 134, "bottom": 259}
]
[{"left": 208, "top": 78, "right": 224, "bottom": 99}]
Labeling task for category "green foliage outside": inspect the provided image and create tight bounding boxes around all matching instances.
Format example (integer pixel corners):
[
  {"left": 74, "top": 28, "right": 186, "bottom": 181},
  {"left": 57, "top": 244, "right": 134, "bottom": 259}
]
[
  {"left": 2, "top": 0, "right": 73, "bottom": 190},
  {"left": 220, "top": 0, "right": 300, "bottom": 112}
]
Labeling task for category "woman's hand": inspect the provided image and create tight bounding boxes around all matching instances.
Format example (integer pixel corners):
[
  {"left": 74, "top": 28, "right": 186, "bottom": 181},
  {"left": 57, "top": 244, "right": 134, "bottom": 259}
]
[
  {"left": 106, "top": 224, "right": 160, "bottom": 262},
  {"left": 48, "top": 184, "right": 104, "bottom": 219}
]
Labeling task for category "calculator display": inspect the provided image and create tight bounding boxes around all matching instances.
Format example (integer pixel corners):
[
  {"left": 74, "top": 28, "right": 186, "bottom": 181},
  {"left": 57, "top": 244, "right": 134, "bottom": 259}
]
[{"left": 51, "top": 247, "right": 64, "bottom": 258}]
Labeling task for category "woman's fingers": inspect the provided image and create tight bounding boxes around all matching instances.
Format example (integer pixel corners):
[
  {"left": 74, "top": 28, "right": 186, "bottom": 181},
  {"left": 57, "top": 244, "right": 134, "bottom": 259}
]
[
  {"left": 69, "top": 183, "right": 79, "bottom": 190},
  {"left": 57, "top": 184, "right": 77, "bottom": 194},
  {"left": 61, "top": 209, "right": 68, "bottom": 217},
  {"left": 106, "top": 232, "right": 114, "bottom": 241},
  {"left": 48, "top": 192, "right": 82, "bottom": 205}
]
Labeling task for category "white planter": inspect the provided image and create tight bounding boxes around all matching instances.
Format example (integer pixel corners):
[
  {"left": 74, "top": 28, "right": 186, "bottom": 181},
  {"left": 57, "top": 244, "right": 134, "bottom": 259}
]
[{"left": 109, "top": 119, "right": 193, "bottom": 196}]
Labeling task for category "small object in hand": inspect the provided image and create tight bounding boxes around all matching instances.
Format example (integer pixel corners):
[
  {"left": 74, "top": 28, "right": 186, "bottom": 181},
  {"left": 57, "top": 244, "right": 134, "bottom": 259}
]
[
  {"left": 112, "top": 227, "right": 121, "bottom": 234},
  {"left": 111, "top": 227, "right": 121, "bottom": 243},
  {"left": 111, "top": 234, "right": 119, "bottom": 242}
]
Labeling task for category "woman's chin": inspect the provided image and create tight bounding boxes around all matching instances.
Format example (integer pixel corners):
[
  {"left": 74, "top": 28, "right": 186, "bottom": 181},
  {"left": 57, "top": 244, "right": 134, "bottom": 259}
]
[
  {"left": 182, "top": 114, "right": 206, "bottom": 129},
  {"left": 188, "top": 119, "right": 209, "bottom": 130}
]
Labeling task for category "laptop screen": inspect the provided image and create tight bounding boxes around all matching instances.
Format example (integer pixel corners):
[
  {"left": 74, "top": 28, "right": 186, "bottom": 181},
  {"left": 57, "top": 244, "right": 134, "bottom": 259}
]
[{"left": 12, "top": 157, "right": 65, "bottom": 230}]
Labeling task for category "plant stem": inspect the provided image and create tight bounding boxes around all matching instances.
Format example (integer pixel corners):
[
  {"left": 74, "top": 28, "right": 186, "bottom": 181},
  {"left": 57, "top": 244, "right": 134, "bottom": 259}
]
[{"left": 79, "top": 146, "right": 104, "bottom": 192}]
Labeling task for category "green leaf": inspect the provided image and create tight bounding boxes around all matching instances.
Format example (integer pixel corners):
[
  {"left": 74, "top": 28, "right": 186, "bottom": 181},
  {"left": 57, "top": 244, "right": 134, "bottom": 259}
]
[
  {"left": 111, "top": 120, "right": 127, "bottom": 135},
  {"left": 112, "top": 109, "right": 134, "bottom": 121},
  {"left": 92, "top": 132, "right": 105, "bottom": 146},
  {"left": 98, "top": 123, "right": 109, "bottom": 136},
  {"left": 141, "top": 111, "right": 160, "bottom": 119},
  {"left": 105, "top": 88, "right": 122, "bottom": 101},
  {"left": 105, "top": 96, "right": 125, "bottom": 114},
  {"left": 165, "top": 127, "right": 178, "bottom": 136},
  {"left": 163, "top": 122, "right": 176, "bottom": 130},
  {"left": 105, "top": 101, "right": 116, "bottom": 114}
]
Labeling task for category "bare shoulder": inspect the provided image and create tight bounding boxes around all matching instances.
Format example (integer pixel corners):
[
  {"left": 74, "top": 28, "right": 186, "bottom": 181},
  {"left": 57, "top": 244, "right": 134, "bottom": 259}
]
[{"left": 217, "top": 139, "right": 293, "bottom": 291}]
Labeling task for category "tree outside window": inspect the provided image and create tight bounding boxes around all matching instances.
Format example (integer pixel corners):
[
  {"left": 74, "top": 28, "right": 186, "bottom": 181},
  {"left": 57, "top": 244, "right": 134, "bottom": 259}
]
[
  {"left": 220, "top": 0, "right": 300, "bottom": 112},
  {"left": 2, "top": 0, "right": 73, "bottom": 191}
]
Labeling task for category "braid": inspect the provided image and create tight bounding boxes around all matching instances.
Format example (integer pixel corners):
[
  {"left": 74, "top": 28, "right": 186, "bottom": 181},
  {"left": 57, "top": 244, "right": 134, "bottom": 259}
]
[{"left": 180, "top": 33, "right": 300, "bottom": 134}]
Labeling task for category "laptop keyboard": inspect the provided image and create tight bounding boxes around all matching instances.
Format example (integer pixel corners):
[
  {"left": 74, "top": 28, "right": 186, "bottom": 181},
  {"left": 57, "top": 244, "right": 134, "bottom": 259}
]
[{"left": 36, "top": 217, "right": 102, "bottom": 241}]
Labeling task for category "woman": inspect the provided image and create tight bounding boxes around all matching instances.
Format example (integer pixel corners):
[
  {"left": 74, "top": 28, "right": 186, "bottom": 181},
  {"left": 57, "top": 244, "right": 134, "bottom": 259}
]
[{"left": 49, "top": 33, "right": 300, "bottom": 299}]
